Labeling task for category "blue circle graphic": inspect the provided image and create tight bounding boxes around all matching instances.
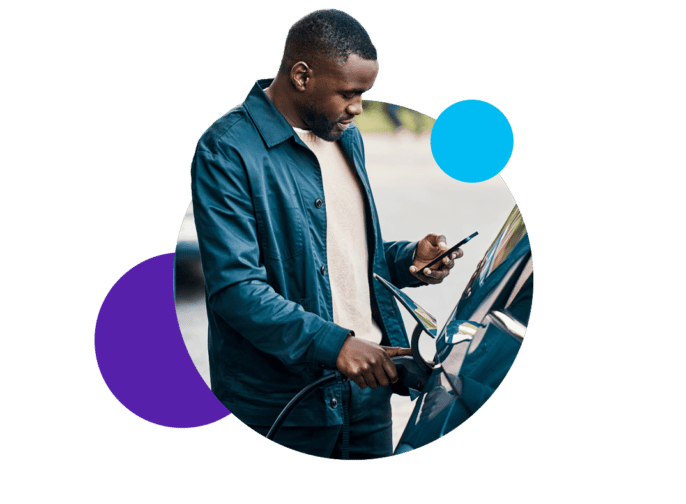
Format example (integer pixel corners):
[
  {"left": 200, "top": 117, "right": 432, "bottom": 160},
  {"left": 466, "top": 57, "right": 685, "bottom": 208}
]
[{"left": 430, "top": 100, "right": 513, "bottom": 183}]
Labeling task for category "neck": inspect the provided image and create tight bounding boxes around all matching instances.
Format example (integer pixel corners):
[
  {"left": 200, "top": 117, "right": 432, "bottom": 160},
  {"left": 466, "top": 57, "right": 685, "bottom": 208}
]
[{"left": 264, "top": 75, "right": 307, "bottom": 129}]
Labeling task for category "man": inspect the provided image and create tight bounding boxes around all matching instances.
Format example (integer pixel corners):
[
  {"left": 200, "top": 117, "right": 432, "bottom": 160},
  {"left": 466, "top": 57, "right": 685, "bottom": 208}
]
[{"left": 191, "top": 9, "right": 461, "bottom": 459}]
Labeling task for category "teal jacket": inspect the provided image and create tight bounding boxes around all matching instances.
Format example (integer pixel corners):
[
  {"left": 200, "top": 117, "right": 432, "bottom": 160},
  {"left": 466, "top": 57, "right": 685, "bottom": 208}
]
[{"left": 191, "top": 80, "right": 422, "bottom": 427}]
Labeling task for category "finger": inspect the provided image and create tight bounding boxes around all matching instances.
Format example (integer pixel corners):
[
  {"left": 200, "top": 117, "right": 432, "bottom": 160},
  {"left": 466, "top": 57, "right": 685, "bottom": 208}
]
[
  {"left": 352, "top": 375, "right": 367, "bottom": 390},
  {"left": 410, "top": 269, "right": 430, "bottom": 284},
  {"left": 426, "top": 233, "right": 447, "bottom": 248},
  {"left": 431, "top": 269, "right": 450, "bottom": 282},
  {"left": 374, "top": 366, "right": 391, "bottom": 388},
  {"left": 438, "top": 237, "right": 448, "bottom": 251},
  {"left": 453, "top": 248, "right": 463, "bottom": 259},
  {"left": 423, "top": 267, "right": 439, "bottom": 277},
  {"left": 434, "top": 235, "right": 448, "bottom": 253},
  {"left": 412, "top": 265, "right": 433, "bottom": 282},
  {"left": 419, "top": 269, "right": 439, "bottom": 284},
  {"left": 423, "top": 267, "right": 448, "bottom": 284},
  {"left": 362, "top": 370, "right": 378, "bottom": 389},
  {"left": 380, "top": 357, "right": 398, "bottom": 385},
  {"left": 382, "top": 346, "right": 412, "bottom": 357},
  {"left": 438, "top": 257, "right": 455, "bottom": 270}
]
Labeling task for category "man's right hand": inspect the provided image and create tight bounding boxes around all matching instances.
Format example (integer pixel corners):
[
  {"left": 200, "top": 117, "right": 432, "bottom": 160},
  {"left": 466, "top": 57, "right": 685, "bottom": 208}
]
[{"left": 335, "top": 335, "right": 411, "bottom": 389}]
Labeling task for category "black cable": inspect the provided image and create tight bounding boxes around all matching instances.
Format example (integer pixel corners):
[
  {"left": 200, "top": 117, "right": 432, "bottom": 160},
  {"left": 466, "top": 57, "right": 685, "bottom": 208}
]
[
  {"left": 266, "top": 372, "right": 346, "bottom": 441},
  {"left": 342, "top": 384, "right": 350, "bottom": 460}
]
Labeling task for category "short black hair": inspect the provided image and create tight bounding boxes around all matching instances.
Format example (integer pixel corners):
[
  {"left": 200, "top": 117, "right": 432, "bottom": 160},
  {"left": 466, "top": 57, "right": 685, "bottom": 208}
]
[{"left": 280, "top": 9, "right": 377, "bottom": 72}]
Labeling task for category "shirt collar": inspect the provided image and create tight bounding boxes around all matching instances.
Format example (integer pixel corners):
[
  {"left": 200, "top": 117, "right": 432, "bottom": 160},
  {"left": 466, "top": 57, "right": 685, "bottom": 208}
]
[{"left": 244, "top": 78, "right": 356, "bottom": 149}]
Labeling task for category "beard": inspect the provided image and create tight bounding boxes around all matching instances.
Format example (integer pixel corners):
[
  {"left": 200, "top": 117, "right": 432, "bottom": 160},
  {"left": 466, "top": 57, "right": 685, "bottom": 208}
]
[{"left": 303, "top": 106, "right": 345, "bottom": 142}]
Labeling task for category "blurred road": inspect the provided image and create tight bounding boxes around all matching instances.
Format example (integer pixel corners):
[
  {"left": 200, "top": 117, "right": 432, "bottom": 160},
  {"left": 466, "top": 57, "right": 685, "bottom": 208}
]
[{"left": 175, "top": 131, "right": 515, "bottom": 449}]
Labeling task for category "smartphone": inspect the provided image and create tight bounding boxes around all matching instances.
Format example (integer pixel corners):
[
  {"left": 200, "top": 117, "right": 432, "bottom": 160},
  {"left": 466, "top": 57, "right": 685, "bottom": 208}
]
[{"left": 423, "top": 232, "right": 478, "bottom": 271}]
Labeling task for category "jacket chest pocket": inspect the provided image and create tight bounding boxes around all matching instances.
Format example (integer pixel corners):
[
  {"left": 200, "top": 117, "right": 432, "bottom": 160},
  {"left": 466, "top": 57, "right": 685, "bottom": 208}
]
[{"left": 254, "top": 193, "right": 306, "bottom": 261}]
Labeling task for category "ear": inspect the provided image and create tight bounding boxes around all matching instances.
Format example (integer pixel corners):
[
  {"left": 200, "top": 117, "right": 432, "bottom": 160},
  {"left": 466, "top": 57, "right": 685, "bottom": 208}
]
[{"left": 289, "top": 61, "right": 312, "bottom": 92}]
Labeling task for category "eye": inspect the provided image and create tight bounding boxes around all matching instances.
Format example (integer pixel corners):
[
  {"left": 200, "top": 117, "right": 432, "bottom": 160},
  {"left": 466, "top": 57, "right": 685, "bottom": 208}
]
[{"left": 341, "top": 92, "right": 357, "bottom": 99}]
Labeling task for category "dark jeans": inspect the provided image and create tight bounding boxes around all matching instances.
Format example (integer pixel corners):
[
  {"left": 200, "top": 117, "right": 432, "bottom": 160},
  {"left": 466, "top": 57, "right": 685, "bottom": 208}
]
[{"left": 250, "top": 381, "right": 393, "bottom": 459}]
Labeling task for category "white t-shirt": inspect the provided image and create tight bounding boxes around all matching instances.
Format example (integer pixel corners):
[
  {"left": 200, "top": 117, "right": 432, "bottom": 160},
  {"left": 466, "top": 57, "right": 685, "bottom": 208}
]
[{"left": 294, "top": 128, "right": 383, "bottom": 344}]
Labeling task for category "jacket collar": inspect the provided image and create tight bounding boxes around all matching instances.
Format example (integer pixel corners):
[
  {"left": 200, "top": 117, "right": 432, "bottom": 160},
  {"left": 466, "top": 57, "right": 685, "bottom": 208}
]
[
  {"left": 244, "top": 78, "right": 355, "bottom": 149},
  {"left": 243, "top": 79, "right": 298, "bottom": 149}
]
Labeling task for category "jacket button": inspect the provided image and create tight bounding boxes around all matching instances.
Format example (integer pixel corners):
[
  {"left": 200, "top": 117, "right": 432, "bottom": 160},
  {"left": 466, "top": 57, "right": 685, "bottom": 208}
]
[
  {"left": 320, "top": 265, "right": 326, "bottom": 275},
  {"left": 330, "top": 398, "right": 338, "bottom": 409},
  {"left": 315, "top": 198, "right": 323, "bottom": 208}
]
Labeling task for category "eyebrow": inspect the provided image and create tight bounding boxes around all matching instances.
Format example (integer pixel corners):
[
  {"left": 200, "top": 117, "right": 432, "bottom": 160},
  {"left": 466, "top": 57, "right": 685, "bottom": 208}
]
[{"left": 343, "top": 87, "right": 372, "bottom": 94}]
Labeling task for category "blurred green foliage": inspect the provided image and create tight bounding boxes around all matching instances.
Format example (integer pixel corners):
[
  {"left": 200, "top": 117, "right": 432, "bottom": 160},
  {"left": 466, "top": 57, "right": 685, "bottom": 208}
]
[{"left": 354, "top": 101, "right": 436, "bottom": 134}]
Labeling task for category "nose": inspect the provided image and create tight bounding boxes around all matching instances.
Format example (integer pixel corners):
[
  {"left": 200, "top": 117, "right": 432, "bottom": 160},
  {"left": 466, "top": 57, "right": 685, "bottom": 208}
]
[{"left": 347, "top": 95, "right": 363, "bottom": 116}]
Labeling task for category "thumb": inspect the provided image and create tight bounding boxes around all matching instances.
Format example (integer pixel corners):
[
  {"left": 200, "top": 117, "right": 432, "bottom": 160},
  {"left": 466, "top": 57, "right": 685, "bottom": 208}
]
[
  {"left": 382, "top": 346, "right": 413, "bottom": 357},
  {"left": 425, "top": 233, "right": 447, "bottom": 248}
]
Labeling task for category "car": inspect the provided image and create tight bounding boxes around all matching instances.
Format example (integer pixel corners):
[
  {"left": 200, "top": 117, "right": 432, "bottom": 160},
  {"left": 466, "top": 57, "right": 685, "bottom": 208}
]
[
  {"left": 174, "top": 202, "right": 205, "bottom": 296},
  {"left": 374, "top": 204, "right": 533, "bottom": 454}
]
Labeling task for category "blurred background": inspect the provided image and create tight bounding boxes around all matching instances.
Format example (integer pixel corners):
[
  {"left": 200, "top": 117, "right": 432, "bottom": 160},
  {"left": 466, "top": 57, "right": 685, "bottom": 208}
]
[{"left": 174, "top": 101, "right": 517, "bottom": 448}]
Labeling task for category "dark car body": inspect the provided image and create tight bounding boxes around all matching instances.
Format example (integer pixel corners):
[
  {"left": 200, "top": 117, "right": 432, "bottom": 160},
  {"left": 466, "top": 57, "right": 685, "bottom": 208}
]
[
  {"left": 174, "top": 239, "right": 205, "bottom": 298},
  {"left": 393, "top": 205, "right": 533, "bottom": 454}
]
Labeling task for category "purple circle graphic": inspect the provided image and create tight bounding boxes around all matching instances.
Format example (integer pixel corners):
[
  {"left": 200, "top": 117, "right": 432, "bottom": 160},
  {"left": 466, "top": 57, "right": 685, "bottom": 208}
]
[{"left": 95, "top": 254, "right": 229, "bottom": 427}]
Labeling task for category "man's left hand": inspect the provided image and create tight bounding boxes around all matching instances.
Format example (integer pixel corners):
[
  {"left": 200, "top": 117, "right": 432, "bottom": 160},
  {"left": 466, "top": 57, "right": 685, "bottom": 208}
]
[{"left": 409, "top": 233, "right": 462, "bottom": 285}]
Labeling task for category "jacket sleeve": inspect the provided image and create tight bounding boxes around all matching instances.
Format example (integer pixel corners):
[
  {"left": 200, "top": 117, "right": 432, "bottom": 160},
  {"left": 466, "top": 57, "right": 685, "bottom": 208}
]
[
  {"left": 191, "top": 143, "right": 351, "bottom": 370},
  {"left": 383, "top": 240, "right": 426, "bottom": 289}
]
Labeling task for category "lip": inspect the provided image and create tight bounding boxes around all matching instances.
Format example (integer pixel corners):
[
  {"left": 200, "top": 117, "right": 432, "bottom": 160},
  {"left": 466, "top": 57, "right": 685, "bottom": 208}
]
[{"left": 337, "top": 119, "right": 354, "bottom": 130}]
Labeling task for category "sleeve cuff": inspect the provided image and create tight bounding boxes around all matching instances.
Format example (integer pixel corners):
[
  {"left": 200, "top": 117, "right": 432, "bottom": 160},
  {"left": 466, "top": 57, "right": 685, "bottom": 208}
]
[
  {"left": 395, "top": 241, "right": 427, "bottom": 289},
  {"left": 311, "top": 323, "right": 352, "bottom": 370}
]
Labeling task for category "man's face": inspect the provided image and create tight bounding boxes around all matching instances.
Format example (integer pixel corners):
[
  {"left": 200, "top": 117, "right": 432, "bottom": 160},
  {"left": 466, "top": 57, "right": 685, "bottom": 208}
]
[{"left": 302, "top": 54, "right": 379, "bottom": 141}]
